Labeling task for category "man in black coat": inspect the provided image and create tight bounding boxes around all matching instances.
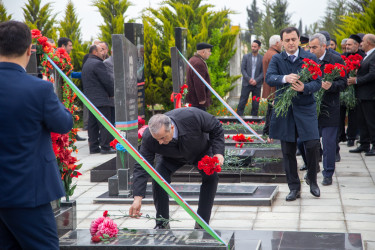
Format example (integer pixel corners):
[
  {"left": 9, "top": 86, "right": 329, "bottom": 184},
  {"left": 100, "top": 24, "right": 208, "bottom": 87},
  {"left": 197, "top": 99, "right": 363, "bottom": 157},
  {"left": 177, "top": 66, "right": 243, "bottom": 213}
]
[
  {"left": 309, "top": 33, "right": 347, "bottom": 185},
  {"left": 81, "top": 44, "right": 115, "bottom": 154},
  {"left": 129, "top": 108, "right": 225, "bottom": 229},
  {"left": 339, "top": 35, "right": 366, "bottom": 147},
  {"left": 347, "top": 34, "right": 375, "bottom": 156}
]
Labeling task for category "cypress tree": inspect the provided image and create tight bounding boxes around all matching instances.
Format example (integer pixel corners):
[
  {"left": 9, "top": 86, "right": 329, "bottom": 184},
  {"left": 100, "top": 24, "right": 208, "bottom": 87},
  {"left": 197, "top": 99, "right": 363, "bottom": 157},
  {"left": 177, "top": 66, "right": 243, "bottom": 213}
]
[{"left": 0, "top": 0, "right": 12, "bottom": 22}]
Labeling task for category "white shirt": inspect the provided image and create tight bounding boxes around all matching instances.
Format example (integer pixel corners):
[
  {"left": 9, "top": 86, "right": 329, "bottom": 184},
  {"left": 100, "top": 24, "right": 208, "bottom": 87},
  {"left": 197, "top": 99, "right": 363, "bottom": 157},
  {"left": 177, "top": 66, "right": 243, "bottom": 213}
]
[{"left": 282, "top": 49, "right": 300, "bottom": 83}]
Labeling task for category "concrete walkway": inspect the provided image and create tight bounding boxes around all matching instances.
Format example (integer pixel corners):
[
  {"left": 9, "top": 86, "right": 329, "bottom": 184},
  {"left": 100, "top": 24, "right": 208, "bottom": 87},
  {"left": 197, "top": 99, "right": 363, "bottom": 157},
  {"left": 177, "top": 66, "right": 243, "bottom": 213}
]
[{"left": 70, "top": 130, "right": 375, "bottom": 249}]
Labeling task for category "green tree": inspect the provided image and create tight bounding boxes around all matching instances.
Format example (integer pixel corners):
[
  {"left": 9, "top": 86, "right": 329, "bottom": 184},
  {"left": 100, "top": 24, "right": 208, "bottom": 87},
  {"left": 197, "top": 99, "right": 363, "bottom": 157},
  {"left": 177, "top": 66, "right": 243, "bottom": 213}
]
[
  {"left": 271, "top": 0, "right": 292, "bottom": 33},
  {"left": 143, "top": 0, "right": 239, "bottom": 110},
  {"left": 348, "top": 0, "right": 369, "bottom": 13},
  {"left": 22, "top": 0, "right": 57, "bottom": 40},
  {"left": 59, "top": 0, "right": 88, "bottom": 87},
  {"left": 246, "top": 0, "right": 262, "bottom": 38},
  {"left": 335, "top": 0, "right": 375, "bottom": 52},
  {"left": 319, "top": 0, "right": 348, "bottom": 38},
  {"left": 92, "top": 0, "right": 132, "bottom": 47},
  {"left": 0, "top": 0, "right": 12, "bottom": 22}
]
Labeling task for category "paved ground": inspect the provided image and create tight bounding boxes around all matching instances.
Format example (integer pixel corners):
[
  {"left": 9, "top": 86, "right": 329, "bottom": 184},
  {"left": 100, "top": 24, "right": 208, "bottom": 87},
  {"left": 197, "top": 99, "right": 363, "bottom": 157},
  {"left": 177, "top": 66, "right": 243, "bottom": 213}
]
[{"left": 70, "top": 130, "right": 375, "bottom": 249}]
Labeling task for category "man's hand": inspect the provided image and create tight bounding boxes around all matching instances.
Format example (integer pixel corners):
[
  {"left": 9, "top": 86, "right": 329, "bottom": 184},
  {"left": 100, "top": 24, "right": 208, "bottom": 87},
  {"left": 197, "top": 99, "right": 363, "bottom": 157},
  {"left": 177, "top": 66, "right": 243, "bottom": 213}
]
[
  {"left": 199, "top": 100, "right": 206, "bottom": 105},
  {"left": 129, "top": 196, "right": 143, "bottom": 218},
  {"left": 214, "top": 154, "right": 224, "bottom": 166},
  {"left": 291, "top": 80, "right": 304, "bottom": 92},
  {"left": 249, "top": 78, "right": 256, "bottom": 86},
  {"left": 347, "top": 77, "right": 356, "bottom": 86},
  {"left": 285, "top": 73, "right": 299, "bottom": 84},
  {"left": 267, "top": 137, "right": 274, "bottom": 144},
  {"left": 322, "top": 81, "right": 332, "bottom": 90}
]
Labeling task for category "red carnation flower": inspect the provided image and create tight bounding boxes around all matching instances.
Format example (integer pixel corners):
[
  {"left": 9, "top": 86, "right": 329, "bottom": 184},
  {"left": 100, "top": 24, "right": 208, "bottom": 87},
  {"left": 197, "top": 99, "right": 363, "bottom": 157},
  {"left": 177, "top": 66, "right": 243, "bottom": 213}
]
[{"left": 91, "top": 235, "right": 101, "bottom": 242}]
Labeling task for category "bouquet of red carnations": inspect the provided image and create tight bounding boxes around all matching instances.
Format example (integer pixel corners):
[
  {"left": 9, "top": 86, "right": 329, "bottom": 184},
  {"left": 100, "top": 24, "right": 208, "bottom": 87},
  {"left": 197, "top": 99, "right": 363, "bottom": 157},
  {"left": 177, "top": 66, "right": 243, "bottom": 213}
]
[
  {"left": 315, "top": 63, "right": 346, "bottom": 116},
  {"left": 197, "top": 155, "right": 221, "bottom": 175},
  {"left": 274, "top": 58, "right": 322, "bottom": 117},
  {"left": 340, "top": 54, "right": 362, "bottom": 109}
]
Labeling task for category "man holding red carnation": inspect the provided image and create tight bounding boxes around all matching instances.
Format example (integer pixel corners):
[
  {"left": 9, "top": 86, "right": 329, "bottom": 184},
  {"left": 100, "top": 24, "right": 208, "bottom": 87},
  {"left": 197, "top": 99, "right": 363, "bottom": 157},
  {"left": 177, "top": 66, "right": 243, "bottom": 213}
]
[
  {"left": 308, "top": 33, "right": 347, "bottom": 185},
  {"left": 130, "top": 108, "right": 224, "bottom": 229},
  {"left": 347, "top": 34, "right": 375, "bottom": 156},
  {"left": 266, "top": 27, "right": 322, "bottom": 201}
]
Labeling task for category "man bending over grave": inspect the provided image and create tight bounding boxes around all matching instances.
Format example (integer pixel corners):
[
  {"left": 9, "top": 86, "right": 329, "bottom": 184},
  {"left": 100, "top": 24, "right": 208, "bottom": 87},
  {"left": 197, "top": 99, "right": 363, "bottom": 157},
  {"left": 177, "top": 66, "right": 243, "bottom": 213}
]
[{"left": 129, "top": 108, "right": 225, "bottom": 229}]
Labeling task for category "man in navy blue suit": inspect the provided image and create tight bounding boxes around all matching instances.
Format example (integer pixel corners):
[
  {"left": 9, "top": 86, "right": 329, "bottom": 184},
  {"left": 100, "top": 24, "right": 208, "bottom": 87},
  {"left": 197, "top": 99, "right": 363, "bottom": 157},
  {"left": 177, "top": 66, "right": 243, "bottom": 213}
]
[{"left": 0, "top": 21, "right": 73, "bottom": 249}]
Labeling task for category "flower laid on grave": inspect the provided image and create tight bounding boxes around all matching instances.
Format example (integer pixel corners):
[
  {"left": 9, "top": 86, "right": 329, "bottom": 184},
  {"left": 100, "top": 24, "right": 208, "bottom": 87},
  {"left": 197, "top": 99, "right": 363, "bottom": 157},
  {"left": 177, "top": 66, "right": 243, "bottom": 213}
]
[
  {"left": 274, "top": 58, "right": 322, "bottom": 117},
  {"left": 197, "top": 155, "right": 221, "bottom": 175},
  {"left": 170, "top": 84, "right": 190, "bottom": 109},
  {"left": 137, "top": 116, "right": 148, "bottom": 142},
  {"left": 32, "top": 29, "right": 82, "bottom": 202},
  {"left": 235, "top": 143, "right": 244, "bottom": 148},
  {"left": 315, "top": 63, "right": 346, "bottom": 116},
  {"left": 90, "top": 211, "right": 118, "bottom": 243},
  {"left": 110, "top": 139, "right": 127, "bottom": 168},
  {"left": 231, "top": 134, "right": 254, "bottom": 142},
  {"left": 340, "top": 54, "right": 363, "bottom": 109}
]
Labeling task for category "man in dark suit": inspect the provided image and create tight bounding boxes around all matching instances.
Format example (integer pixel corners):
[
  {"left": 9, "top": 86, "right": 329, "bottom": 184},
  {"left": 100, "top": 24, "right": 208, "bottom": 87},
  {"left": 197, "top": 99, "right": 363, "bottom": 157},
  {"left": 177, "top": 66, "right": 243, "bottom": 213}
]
[
  {"left": 129, "top": 108, "right": 224, "bottom": 229},
  {"left": 347, "top": 34, "right": 375, "bottom": 156},
  {"left": 266, "top": 27, "right": 321, "bottom": 201},
  {"left": 309, "top": 33, "right": 347, "bottom": 185},
  {"left": 82, "top": 44, "right": 115, "bottom": 154},
  {"left": 0, "top": 21, "right": 73, "bottom": 249},
  {"left": 237, "top": 40, "right": 264, "bottom": 116}
]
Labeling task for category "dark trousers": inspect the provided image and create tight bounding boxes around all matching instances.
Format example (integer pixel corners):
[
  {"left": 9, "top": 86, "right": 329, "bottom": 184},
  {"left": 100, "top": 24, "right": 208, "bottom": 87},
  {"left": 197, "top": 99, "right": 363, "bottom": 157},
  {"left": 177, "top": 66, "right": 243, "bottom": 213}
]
[
  {"left": 0, "top": 203, "right": 58, "bottom": 250},
  {"left": 338, "top": 104, "right": 359, "bottom": 141},
  {"left": 153, "top": 157, "right": 218, "bottom": 226},
  {"left": 357, "top": 100, "right": 375, "bottom": 147},
  {"left": 320, "top": 126, "right": 338, "bottom": 178},
  {"left": 88, "top": 106, "right": 114, "bottom": 151},
  {"left": 281, "top": 139, "right": 320, "bottom": 191},
  {"left": 237, "top": 85, "right": 261, "bottom": 116},
  {"left": 263, "top": 102, "right": 273, "bottom": 135}
]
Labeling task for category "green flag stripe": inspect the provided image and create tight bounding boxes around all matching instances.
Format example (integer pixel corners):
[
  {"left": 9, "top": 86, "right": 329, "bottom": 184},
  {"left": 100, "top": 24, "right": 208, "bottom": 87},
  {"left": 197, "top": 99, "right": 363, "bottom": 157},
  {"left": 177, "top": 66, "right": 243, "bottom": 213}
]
[{"left": 46, "top": 56, "right": 228, "bottom": 248}]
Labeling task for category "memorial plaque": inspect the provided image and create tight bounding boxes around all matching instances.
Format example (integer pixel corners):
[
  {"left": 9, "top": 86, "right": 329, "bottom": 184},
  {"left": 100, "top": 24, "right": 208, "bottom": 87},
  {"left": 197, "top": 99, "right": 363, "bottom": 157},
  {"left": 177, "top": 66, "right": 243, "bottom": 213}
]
[
  {"left": 125, "top": 23, "right": 145, "bottom": 118},
  {"left": 112, "top": 34, "right": 139, "bottom": 196},
  {"left": 60, "top": 229, "right": 234, "bottom": 249}
]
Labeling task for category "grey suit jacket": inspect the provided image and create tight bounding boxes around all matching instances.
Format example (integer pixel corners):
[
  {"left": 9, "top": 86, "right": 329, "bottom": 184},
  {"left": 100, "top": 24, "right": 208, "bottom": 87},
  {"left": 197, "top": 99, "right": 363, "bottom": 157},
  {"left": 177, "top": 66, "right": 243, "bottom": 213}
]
[
  {"left": 241, "top": 53, "right": 264, "bottom": 87},
  {"left": 103, "top": 56, "right": 114, "bottom": 83}
]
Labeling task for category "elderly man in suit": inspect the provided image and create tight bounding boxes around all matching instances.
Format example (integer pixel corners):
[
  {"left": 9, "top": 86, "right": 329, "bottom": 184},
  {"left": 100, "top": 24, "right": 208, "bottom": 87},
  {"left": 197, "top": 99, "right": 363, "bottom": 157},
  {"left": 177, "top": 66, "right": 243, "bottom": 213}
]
[
  {"left": 309, "top": 33, "right": 347, "bottom": 185},
  {"left": 266, "top": 27, "right": 322, "bottom": 201},
  {"left": 129, "top": 108, "right": 224, "bottom": 229},
  {"left": 237, "top": 40, "right": 264, "bottom": 116},
  {"left": 347, "top": 34, "right": 375, "bottom": 156},
  {"left": 0, "top": 21, "right": 73, "bottom": 249},
  {"left": 82, "top": 44, "right": 115, "bottom": 154}
]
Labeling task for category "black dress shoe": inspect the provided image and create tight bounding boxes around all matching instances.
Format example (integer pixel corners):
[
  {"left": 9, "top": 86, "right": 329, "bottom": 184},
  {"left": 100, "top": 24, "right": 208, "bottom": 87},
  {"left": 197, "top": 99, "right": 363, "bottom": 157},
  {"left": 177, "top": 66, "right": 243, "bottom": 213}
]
[
  {"left": 299, "top": 164, "right": 307, "bottom": 171},
  {"left": 75, "top": 134, "right": 86, "bottom": 141},
  {"left": 90, "top": 148, "right": 101, "bottom": 154},
  {"left": 349, "top": 146, "right": 370, "bottom": 153},
  {"left": 322, "top": 177, "right": 332, "bottom": 186},
  {"left": 347, "top": 140, "right": 355, "bottom": 147},
  {"left": 310, "top": 182, "right": 320, "bottom": 197},
  {"left": 286, "top": 190, "right": 300, "bottom": 201},
  {"left": 304, "top": 173, "right": 310, "bottom": 185},
  {"left": 365, "top": 148, "right": 375, "bottom": 156},
  {"left": 100, "top": 148, "right": 116, "bottom": 154},
  {"left": 154, "top": 223, "right": 170, "bottom": 229},
  {"left": 335, "top": 153, "right": 341, "bottom": 162}
]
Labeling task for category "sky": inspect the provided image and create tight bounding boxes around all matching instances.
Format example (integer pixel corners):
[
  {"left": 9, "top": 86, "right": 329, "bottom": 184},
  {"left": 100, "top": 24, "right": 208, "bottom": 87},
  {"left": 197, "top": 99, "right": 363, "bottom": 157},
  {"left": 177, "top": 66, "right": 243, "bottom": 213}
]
[{"left": 4, "top": 0, "right": 328, "bottom": 41}]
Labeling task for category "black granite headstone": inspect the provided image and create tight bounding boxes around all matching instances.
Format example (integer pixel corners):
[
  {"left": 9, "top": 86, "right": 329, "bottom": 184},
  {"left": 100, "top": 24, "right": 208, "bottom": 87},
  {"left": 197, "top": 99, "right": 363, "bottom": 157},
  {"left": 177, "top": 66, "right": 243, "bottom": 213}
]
[
  {"left": 125, "top": 23, "right": 145, "bottom": 118},
  {"left": 60, "top": 229, "right": 234, "bottom": 249},
  {"left": 112, "top": 34, "right": 139, "bottom": 197}
]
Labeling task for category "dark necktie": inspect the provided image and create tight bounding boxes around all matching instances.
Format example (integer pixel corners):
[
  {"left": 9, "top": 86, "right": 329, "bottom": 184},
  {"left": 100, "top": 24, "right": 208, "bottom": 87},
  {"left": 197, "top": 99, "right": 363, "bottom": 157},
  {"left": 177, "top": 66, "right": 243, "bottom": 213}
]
[{"left": 289, "top": 55, "right": 296, "bottom": 63}]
